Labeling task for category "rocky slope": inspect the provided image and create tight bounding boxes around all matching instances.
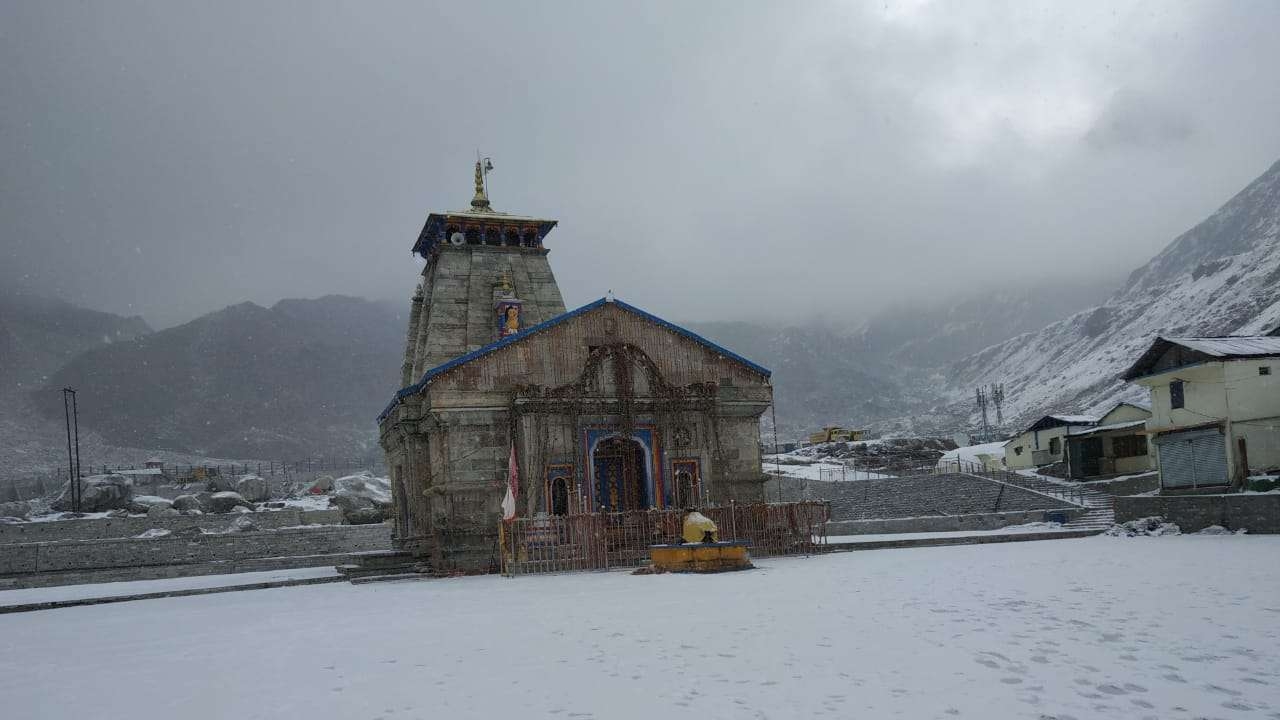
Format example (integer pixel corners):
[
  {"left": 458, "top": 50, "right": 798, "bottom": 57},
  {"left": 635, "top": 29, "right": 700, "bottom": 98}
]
[
  {"left": 0, "top": 289, "right": 151, "bottom": 399},
  {"left": 36, "top": 295, "right": 405, "bottom": 460},
  {"left": 944, "top": 157, "right": 1280, "bottom": 427}
]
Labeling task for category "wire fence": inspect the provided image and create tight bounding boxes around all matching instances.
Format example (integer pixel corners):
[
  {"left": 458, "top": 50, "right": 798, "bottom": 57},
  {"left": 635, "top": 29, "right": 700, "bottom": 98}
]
[
  {"left": 500, "top": 501, "right": 830, "bottom": 576},
  {"left": 3, "top": 457, "right": 383, "bottom": 503}
]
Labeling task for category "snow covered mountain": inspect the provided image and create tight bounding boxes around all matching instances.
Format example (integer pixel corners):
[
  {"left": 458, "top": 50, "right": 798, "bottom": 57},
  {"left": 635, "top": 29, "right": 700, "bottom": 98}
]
[{"left": 945, "top": 157, "right": 1280, "bottom": 427}]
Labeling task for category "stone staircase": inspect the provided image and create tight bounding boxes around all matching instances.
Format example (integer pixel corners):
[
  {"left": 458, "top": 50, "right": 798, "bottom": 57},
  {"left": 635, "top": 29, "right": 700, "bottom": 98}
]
[
  {"left": 999, "top": 471, "right": 1116, "bottom": 532},
  {"left": 335, "top": 550, "right": 432, "bottom": 585}
]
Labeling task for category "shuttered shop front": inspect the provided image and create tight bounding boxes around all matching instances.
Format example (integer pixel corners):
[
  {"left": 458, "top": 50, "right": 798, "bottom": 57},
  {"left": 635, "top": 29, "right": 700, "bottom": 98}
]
[{"left": 1156, "top": 429, "right": 1228, "bottom": 488}]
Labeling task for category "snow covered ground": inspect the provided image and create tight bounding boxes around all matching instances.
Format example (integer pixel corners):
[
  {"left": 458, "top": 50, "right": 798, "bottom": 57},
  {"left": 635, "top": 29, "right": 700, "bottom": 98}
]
[
  {"left": 2, "top": 535, "right": 1278, "bottom": 719},
  {"left": 826, "top": 522, "right": 1068, "bottom": 544},
  {"left": 0, "top": 567, "right": 339, "bottom": 608},
  {"left": 937, "top": 441, "right": 1008, "bottom": 470},
  {"left": 763, "top": 454, "right": 892, "bottom": 481}
]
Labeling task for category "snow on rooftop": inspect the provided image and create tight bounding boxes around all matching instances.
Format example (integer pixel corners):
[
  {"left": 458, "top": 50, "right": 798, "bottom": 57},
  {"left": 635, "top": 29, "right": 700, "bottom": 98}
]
[
  {"left": 1047, "top": 414, "right": 1099, "bottom": 424},
  {"left": 1164, "top": 335, "right": 1280, "bottom": 357},
  {"left": 1068, "top": 419, "right": 1147, "bottom": 436}
]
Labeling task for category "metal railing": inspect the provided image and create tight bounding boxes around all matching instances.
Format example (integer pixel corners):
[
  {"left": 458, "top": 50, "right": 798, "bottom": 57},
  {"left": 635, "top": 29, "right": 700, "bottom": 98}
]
[
  {"left": 500, "top": 501, "right": 830, "bottom": 576},
  {"left": 935, "top": 459, "right": 1087, "bottom": 507}
]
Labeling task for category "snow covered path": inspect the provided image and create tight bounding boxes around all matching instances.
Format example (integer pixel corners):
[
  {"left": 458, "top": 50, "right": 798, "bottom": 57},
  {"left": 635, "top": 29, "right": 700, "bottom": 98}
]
[{"left": 2, "top": 536, "right": 1278, "bottom": 720}]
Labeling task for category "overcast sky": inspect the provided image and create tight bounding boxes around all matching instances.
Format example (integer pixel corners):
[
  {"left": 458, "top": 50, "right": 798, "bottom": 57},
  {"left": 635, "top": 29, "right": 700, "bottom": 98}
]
[{"left": 3, "top": 1, "right": 1279, "bottom": 329}]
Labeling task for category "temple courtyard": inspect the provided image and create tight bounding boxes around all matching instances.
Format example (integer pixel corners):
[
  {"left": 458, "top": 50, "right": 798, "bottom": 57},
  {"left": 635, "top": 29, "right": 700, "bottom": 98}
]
[{"left": 2, "top": 535, "right": 1278, "bottom": 720}]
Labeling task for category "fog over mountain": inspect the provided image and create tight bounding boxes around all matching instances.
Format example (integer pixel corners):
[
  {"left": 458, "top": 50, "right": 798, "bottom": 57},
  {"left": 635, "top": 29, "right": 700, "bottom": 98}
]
[{"left": 3, "top": 2, "right": 1280, "bottom": 329}]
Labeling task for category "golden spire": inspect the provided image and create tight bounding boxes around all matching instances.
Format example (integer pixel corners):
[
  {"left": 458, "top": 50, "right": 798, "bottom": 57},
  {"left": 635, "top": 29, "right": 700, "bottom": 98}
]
[{"left": 471, "top": 158, "right": 492, "bottom": 211}]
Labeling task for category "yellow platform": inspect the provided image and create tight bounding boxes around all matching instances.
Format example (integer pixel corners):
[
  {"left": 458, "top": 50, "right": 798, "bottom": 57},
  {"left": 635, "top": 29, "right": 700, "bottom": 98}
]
[{"left": 649, "top": 541, "right": 753, "bottom": 573}]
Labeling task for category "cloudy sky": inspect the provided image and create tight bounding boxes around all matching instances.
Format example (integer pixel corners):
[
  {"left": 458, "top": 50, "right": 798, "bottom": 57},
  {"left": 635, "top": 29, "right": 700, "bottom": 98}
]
[{"left": 3, "top": 0, "right": 1279, "bottom": 328}]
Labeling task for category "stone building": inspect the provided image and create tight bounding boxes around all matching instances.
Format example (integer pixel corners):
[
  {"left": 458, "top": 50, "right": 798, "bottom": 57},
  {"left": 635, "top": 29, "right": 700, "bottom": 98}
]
[{"left": 378, "top": 164, "right": 773, "bottom": 571}]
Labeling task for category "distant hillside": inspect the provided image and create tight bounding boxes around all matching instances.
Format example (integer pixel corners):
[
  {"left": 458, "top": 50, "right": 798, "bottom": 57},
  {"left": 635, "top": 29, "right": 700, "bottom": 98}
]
[
  {"left": 37, "top": 295, "right": 405, "bottom": 460},
  {"left": 689, "top": 274, "right": 1115, "bottom": 439},
  {"left": 689, "top": 321, "right": 915, "bottom": 439},
  {"left": 857, "top": 278, "right": 1121, "bottom": 368},
  {"left": 0, "top": 290, "right": 151, "bottom": 399},
  {"left": 944, "top": 157, "right": 1280, "bottom": 428}
]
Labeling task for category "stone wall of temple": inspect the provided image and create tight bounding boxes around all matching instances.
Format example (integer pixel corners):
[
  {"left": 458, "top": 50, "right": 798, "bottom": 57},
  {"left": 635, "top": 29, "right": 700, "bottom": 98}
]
[{"left": 405, "top": 246, "right": 565, "bottom": 379}]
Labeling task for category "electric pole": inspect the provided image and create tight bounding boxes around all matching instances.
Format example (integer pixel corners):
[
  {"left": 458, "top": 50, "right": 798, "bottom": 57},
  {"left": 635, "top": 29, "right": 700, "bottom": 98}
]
[{"left": 62, "top": 387, "right": 82, "bottom": 511}]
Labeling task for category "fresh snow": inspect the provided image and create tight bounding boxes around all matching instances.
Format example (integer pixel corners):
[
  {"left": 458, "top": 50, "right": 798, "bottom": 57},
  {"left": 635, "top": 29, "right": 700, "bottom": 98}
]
[
  {"left": 0, "top": 567, "right": 340, "bottom": 608},
  {"left": 763, "top": 459, "right": 892, "bottom": 481},
  {"left": 937, "top": 441, "right": 1008, "bottom": 469},
  {"left": 826, "top": 523, "right": 1067, "bottom": 543},
  {"left": 2, "top": 537, "right": 1278, "bottom": 719}
]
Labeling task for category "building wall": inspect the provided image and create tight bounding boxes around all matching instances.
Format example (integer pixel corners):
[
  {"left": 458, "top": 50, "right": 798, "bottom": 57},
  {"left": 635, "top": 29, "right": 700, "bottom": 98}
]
[
  {"left": 1005, "top": 425, "right": 1081, "bottom": 469},
  {"left": 1138, "top": 363, "right": 1228, "bottom": 432},
  {"left": 1099, "top": 404, "right": 1151, "bottom": 425},
  {"left": 408, "top": 246, "right": 566, "bottom": 379},
  {"left": 1135, "top": 358, "right": 1280, "bottom": 483},
  {"left": 1004, "top": 431, "right": 1037, "bottom": 469}
]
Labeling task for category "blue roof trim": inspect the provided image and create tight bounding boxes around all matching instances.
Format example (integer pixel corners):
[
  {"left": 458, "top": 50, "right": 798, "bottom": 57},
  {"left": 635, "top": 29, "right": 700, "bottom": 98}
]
[
  {"left": 608, "top": 299, "right": 772, "bottom": 379},
  {"left": 377, "top": 297, "right": 771, "bottom": 422}
]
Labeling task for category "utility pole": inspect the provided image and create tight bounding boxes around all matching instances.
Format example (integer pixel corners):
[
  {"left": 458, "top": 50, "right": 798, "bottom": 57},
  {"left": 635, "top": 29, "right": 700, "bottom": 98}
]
[
  {"left": 975, "top": 386, "right": 990, "bottom": 442},
  {"left": 62, "top": 387, "right": 82, "bottom": 511},
  {"left": 991, "top": 383, "right": 1005, "bottom": 431}
]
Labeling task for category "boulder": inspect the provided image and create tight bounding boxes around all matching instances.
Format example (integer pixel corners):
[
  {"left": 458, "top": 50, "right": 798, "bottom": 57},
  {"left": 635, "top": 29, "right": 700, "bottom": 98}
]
[
  {"left": 52, "top": 474, "right": 134, "bottom": 512},
  {"left": 206, "top": 491, "right": 252, "bottom": 513},
  {"left": 128, "top": 495, "right": 173, "bottom": 514},
  {"left": 171, "top": 494, "right": 204, "bottom": 513},
  {"left": 228, "top": 514, "right": 260, "bottom": 532},
  {"left": 345, "top": 506, "right": 387, "bottom": 525},
  {"left": 235, "top": 474, "right": 270, "bottom": 503},
  {"left": 309, "top": 475, "right": 335, "bottom": 494},
  {"left": 0, "top": 500, "right": 31, "bottom": 520},
  {"left": 328, "top": 472, "right": 393, "bottom": 524},
  {"left": 147, "top": 504, "right": 180, "bottom": 519},
  {"left": 106, "top": 508, "right": 130, "bottom": 518},
  {"left": 206, "top": 474, "right": 237, "bottom": 493}
]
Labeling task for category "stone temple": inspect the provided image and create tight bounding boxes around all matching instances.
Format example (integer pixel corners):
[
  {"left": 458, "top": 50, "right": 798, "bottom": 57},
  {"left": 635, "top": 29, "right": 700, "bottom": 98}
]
[{"left": 378, "top": 163, "right": 773, "bottom": 572}]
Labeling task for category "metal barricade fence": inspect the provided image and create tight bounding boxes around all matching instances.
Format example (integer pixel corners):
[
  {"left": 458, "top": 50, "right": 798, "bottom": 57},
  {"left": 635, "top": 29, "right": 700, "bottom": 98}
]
[{"left": 500, "top": 501, "right": 830, "bottom": 576}]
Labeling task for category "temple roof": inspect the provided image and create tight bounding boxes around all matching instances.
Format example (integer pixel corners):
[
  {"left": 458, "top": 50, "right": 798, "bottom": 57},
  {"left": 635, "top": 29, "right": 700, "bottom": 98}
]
[
  {"left": 378, "top": 297, "right": 771, "bottom": 421},
  {"left": 412, "top": 160, "right": 558, "bottom": 257}
]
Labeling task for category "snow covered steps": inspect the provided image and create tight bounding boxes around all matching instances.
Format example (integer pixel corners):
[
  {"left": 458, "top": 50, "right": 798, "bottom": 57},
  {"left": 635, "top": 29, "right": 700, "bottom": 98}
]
[
  {"left": 825, "top": 528, "right": 1099, "bottom": 552},
  {"left": 335, "top": 550, "right": 431, "bottom": 584}
]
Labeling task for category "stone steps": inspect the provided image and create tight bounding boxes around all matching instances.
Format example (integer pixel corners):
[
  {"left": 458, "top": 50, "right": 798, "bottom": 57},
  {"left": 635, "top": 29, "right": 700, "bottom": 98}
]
[{"left": 335, "top": 550, "right": 431, "bottom": 583}]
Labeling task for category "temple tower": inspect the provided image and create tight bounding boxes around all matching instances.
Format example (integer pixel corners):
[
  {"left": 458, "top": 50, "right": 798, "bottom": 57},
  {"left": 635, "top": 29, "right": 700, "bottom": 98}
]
[{"left": 400, "top": 161, "right": 566, "bottom": 384}]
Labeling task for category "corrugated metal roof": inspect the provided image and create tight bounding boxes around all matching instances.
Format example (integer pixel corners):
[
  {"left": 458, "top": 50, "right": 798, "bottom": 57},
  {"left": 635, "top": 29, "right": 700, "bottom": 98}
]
[
  {"left": 1068, "top": 419, "right": 1147, "bottom": 437},
  {"left": 1048, "top": 414, "right": 1099, "bottom": 424},
  {"left": 1162, "top": 336, "right": 1280, "bottom": 357},
  {"left": 1022, "top": 414, "right": 1099, "bottom": 433},
  {"left": 377, "top": 297, "right": 772, "bottom": 421},
  {"left": 1122, "top": 334, "right": 1280, "bottom": 380}
]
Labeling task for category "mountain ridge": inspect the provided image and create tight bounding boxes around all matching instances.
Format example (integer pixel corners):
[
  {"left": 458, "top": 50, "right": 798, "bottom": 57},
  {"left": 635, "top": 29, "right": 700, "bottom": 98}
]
[{"left": 941, "top": 157, "right": 1280, "bottom": 429}]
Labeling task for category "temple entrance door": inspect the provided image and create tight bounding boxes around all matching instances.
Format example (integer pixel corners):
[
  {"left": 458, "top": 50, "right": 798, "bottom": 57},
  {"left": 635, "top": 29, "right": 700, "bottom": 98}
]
[
  {"left": 594, "top": 437, "right": 650, "bottom": 511},
  {"left": 551, "top": 476, "right": 569, "bottom": 516}
]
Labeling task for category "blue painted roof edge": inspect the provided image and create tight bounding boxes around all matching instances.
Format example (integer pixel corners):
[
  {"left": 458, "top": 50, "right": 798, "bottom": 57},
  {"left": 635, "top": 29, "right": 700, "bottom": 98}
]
[
  {"left": 377, "top": 297, "right": 771, "bottom": 422},
  {"left": 608, "top": 299, "right": 772, "bottom": 379}
]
